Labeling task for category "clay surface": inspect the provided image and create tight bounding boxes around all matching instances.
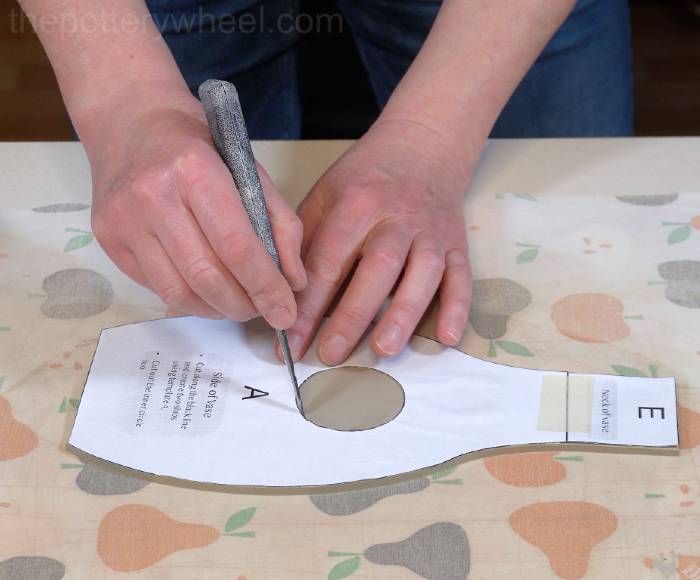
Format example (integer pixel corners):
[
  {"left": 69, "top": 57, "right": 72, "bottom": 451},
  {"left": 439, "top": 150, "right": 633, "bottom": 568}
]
[{"left": 300, "top": 366, "right": 405, "bottom": 431}]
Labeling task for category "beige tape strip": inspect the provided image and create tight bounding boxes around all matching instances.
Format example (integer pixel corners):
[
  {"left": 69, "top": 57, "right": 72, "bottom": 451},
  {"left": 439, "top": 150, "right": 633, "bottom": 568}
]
[
  {"left": 567, "top": 374, "right": 594, "bottom": 433},
  {"left": 537, "top": 375, "right": 567, "bottom": 432}
]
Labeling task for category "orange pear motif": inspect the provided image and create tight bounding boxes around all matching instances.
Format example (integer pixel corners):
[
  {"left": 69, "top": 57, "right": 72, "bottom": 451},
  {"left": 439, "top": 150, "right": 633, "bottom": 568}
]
[
  {"left": 98, "top": 504, "right": 220, "bottom": 571},
  {"left": 509, "top": 501, "right": 617, "bottom": 579},
  {"left": 483, "top": 452, "right": 566, "bottom": 487},
  {"left": 0, "top": 396, "right": 38, "bottom": 460},
  {"left": 551, "top": 294, "right": 630, "bottom": 343}
]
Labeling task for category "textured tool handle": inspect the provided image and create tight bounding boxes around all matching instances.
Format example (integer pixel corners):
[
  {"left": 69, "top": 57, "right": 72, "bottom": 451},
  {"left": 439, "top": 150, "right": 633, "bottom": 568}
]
[
  {"left": 198, "top": 80, "right": 302, "bottom": 411},
  {"left": 198, "top": 79, "right": 281, "bottom": 269}
]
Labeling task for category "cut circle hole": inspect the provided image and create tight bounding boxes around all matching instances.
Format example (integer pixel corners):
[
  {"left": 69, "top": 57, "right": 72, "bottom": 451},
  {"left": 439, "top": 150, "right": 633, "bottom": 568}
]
[{"left": 299, "top": 366, "right": 405, "bottom": 431}]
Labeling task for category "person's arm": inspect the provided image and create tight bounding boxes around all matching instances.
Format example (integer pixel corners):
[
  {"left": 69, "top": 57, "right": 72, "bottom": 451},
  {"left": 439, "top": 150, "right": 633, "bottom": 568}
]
[
  {"left": 382, "top": 0, "right": 577, "bottom": 176},
  {"left": 289, "top": 0, "right": 576, "bottom": 365},
  {"left": 17, "top": 0, "right": 186, "bottom": 141},
  {"left": 18, "top": 0, "right": 306, "bottom": 327}
]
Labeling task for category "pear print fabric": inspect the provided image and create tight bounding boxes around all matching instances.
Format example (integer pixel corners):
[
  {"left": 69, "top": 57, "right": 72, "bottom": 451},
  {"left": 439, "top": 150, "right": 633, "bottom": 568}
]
[{"left": 1, "top": 140, "right": 699, "bottom": 579}]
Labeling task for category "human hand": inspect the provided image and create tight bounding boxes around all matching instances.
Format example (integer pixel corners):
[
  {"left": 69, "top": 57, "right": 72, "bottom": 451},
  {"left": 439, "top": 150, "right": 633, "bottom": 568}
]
[
  {"left": 287, "top": 119, "right": 473, "bottom": 365},
  {"left": 84, "top": 82, "right": 306, "bottom": 327}
]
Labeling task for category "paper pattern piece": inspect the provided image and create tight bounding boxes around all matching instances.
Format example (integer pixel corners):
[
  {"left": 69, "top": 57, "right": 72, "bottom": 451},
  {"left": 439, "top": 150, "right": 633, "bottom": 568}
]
[{"left": 69, "top": 317, "right": 678, "bottom": 487}]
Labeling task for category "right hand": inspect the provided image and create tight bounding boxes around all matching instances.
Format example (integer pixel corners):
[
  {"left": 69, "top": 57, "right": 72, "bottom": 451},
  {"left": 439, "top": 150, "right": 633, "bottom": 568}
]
[{"left": 83, "top": 82, "right": 306, "bottom": 328}]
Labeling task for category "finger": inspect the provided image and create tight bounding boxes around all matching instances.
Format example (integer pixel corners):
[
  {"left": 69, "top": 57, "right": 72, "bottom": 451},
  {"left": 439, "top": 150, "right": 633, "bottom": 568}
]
[
  {"left": 111, "top": 248, "right": 150, "bottom": 289},
  {"left": 371, "top": 234, "right": 446, "bottom": 357},
  {"left": 287, "top": 208, "right": 373, "bottom": 360},
  {"left": 132, "top": 234, "right": 224, "bottom": 319},
  {"left": 185, "top": 174, "right": 298, "bottom": 329},
  {"left": 152, "top": 209, "right": 262, "bottom": 322},
  {"left": 120, "top": 249, "right": 189, "bottom": 325},
  {"left": 317, "top": 227, "right": 411, "bottom": 365},
  {"left": 259, "top": 169, "right": 307, "bottom": 291},
  {"left": 165, "top": 306, "right": 188, "bottom": 318},
  {"left": 94, "top": 230, "right": 151, "bottom": 289},
  {"left": 296, "top": 192, "right": 324, "bottom": 259},
  {"left": 95, "top": 219, "right": 222, "bottom": 318},
  {"left": 435, "top": 247, "right": 472, "bottom": 346}
]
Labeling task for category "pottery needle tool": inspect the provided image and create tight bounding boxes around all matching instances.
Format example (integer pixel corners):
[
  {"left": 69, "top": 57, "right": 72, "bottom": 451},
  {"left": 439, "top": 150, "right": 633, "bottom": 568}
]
[{"left": 198, "top": 79, "right": 304, "bottom": 415}]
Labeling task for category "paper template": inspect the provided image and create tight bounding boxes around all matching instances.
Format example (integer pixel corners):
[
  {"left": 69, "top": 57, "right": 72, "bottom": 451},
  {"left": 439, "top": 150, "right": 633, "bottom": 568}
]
[{"left": 69, "top": 317, "right": 678, "bottom": 487}]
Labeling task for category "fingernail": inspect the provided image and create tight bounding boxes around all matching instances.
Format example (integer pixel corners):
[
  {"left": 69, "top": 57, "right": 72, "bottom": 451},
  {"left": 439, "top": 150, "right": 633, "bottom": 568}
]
[
  {"left": 275, "top": 338, "right": 283, "bottom": 361},
  {"left": 375, "top": 323, "right": 402, "bottom": 356},
  {"left": 444, "top": 307, "right": 467, "bottom": 345},
  {"left": 267, "top": 305, "right": 294, "bottom": 330},
  {"left": 445, "top": 323, "right": 463, "bottom": 345},
  {"left": 320, "top": 334, "right": 349, "bottom": 365},
  {"left": 286, "top": 331, "right": 303, "bottom": 361}
]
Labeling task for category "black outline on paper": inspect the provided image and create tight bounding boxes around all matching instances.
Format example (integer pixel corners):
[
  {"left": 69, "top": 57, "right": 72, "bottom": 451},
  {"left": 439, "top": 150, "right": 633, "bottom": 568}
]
[{"left": 65, "top": 315, "right": 680, "bottom": 492}]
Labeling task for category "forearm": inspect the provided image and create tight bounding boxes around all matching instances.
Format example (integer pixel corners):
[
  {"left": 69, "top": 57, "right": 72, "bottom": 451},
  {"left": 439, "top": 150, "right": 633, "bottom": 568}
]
[
  {"left": 379, "top": 0, "right": 576, "bottom": 180},
  {"left": 17, "top": 0, "right": 193, "bottom": 143}
]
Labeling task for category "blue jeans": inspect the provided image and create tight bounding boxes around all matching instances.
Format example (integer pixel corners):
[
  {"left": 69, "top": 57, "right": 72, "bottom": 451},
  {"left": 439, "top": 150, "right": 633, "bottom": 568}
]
[{"left": 146, "top": 0, "right": 634, "bottom": 139}]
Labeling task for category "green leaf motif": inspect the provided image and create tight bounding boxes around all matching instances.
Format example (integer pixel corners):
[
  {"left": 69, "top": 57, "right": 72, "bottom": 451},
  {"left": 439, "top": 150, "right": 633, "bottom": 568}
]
[
  {"left": 64, "top": 233, "right": 94, "bottom": 252},
  {"left": 668, "top": 225, "right": 691, "bottom": 244},
  {"left": 224, "top": 507, "right": 256, "bottom": 533},
  {"left": 0, "top": 326, "right": 10, "bottom": 332},
  {"left": 432, "top": 479, "right": 463, "bottom": 485},
  {"left": 226, "top": 531, "right": 255, "bottom": 538},
  {"left": 513, "top": 193, "right": 538, "bottom": 202},
  {"left": 516, "top": 248, "right": 539, "bottom": 264},
  {"left": 494, "top": 340, "right": 533, "bottom": 356},
  {"left": 431, "top": 466, "right": 458, "bottom": 480},
  {"left": 488, "top": 340, "right": 497, "bottom": 358},
  {"left": 612, "top": 365, "right": 648, "bottom": 378},
  {"left": 59, "top": 397, "right": 80, "bottom": 412},
  {"left": 328, "top": 557, "right": 360, "bottom": 580}
]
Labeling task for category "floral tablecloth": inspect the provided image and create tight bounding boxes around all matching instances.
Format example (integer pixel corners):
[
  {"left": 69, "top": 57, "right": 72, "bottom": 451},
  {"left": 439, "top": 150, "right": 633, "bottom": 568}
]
[{"left": 1, "top": 139, "right": 699, "bottom": 579}]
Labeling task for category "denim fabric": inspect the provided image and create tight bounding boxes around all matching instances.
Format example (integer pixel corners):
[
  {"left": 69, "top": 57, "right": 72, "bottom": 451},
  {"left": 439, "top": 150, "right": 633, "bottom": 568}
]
[
  {"left": 492, "top": 0, "right": 634, "bottom": 137},
  {"left": 147, "top": 0, "right": 633, "bottom": 139},
  {"left": 147, "top": 0, "right": 302, "bottom": 138}
]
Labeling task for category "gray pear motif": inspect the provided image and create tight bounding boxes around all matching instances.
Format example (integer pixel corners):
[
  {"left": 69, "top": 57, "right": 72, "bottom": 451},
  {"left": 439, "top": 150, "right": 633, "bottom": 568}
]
[
  {"left": 0, "top": 556, "right": 65, "bottom": 580},
  {"left": 658, "top": 260, "right": 700, "bottom": 308},
  {"left": 32, "top": 203, "right": 91, "bottom": 213},
  {"left": 616, "top": 193, "right": 678, "bottom": 206},
  {"left": 41, "top": 269, "right": 113, "bottom": 319},
  {"left": 309, "top": 478, "right": 430, "bottom": 516},
  {"left": 648, "top": 552, "right": 678, "bottom": 580},
  {"left": 469, "top": 279, "right": 531, "bottom": 339},
  {"left": 364, "top": 522, "right": 470, "bottom": 580},
  {"left": 75, "top": 463, "right": 149, "bottom": 495}
]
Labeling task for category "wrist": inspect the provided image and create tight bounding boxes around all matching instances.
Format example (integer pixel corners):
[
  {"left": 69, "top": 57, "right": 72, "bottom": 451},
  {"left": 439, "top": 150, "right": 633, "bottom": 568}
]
[
  {"left": 76, "top": 78, "right": 202, "bottom": 155},
  {"left": 17, "top": 0, "right": 196, "bottom": 146},
  {"left": 369, "top": 115, "right": 479, "bottom": 198}
]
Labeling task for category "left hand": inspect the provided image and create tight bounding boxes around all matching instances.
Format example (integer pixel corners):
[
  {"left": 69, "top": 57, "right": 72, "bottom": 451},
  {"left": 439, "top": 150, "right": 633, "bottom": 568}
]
[{"left": 285, "top": 119, "right": 474, "bottom": 365}]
